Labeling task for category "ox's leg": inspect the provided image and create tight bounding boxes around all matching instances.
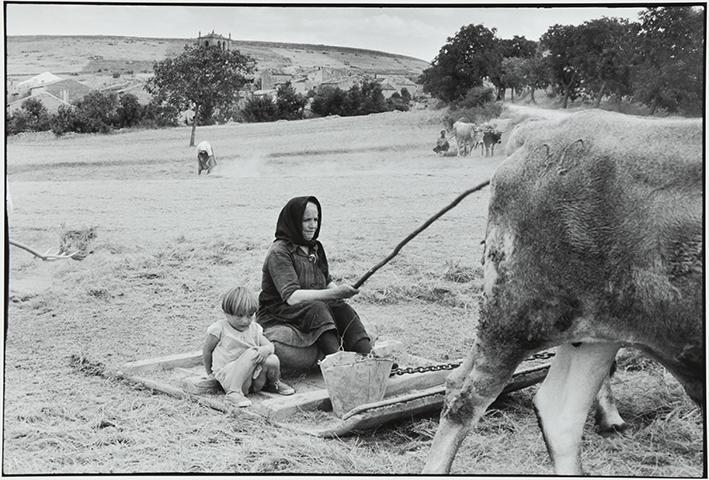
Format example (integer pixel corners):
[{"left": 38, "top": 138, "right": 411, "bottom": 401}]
[
  {"left": 594, "top": 361, "right": 628, "bottom": 434},
  {"left": 422, "top": 344, "right": 522, "bottom": 473},
  {"left": 533, "top": 342, "right": 620, "bottom": 475}
]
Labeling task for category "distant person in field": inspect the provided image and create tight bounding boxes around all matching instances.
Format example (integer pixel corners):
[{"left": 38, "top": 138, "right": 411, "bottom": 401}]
[
  {"left": 196, "top": 140, "right": 216, "bottom": 175},
  {"left": 203, "top": 286, "right": 295, "bottom": 408},
  {"left": 257, "top": 196, "right": 372, "bottom": 369},
  {"left": 433, "top": 129, "right": 450, "bottom": 155}
]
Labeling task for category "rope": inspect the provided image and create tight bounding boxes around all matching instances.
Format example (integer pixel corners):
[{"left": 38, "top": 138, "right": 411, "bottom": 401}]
[{"left": 353, "top": 179, "right": 491, "bottom": 289}]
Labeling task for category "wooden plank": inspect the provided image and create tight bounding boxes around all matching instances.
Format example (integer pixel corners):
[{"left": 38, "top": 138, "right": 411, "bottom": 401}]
[
  {"left": 286, "top": 391, "right": 447, "bottom": 437},
  {"left": 342, "top": 384, "right": 445, "bottom": 420},
  {"left": 120, "top": 350, "right": 202, "bottom": 372},
  {"left": 115, "top": 371, "right": 268, "bottom": 421},
  {"left": 119, "top": 339, "right": 403, "bottom": 375},
  {"left": 252, "top": 389, "right": 332, "bottom": 420}
]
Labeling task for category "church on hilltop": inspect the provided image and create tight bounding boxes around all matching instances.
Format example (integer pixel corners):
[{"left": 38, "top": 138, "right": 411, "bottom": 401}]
[{"left": 197, "top": 30, "right": 232, "bottom": 51}]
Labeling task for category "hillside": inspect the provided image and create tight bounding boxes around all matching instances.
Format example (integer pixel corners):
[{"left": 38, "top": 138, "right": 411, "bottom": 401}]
[{"left": 6, "top": 35, "right": 430, "bottom": 91}]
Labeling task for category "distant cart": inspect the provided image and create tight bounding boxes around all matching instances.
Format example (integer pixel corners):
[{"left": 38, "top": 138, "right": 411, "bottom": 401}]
[{"left": 117, "top": 340, "right": 551, "bottom": 437}]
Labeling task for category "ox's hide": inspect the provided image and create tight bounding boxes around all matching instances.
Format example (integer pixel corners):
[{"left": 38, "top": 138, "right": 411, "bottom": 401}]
[
  {"left": 452, "top": 121, "right": 479, "bottom": 155},
  {"left": 488, "top": 110, "right": 703, "bottom": 391}
]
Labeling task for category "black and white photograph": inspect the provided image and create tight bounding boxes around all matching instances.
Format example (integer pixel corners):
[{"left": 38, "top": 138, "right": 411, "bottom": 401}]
[{"left": 4, "top": 1, "right": 705, "bottom": 475}]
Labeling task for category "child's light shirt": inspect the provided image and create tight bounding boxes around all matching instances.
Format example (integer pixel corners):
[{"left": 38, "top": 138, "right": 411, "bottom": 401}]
[{"left": 207, "top": 319, "right": 265, "bottom": 374}]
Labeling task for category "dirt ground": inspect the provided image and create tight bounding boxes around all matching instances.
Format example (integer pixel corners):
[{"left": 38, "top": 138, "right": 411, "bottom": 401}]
[{"left": 4, "top": 108, "right": 704, "bottom": 475}]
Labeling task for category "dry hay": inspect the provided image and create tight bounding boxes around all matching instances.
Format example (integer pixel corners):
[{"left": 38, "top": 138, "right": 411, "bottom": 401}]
[{"left": 57, "top": 225, "right": 97, "bottom": 260}]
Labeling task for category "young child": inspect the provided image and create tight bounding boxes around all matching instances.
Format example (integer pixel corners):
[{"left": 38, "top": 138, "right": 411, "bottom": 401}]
[{"left": 203, "top": 286, "right": 295, "bottom": 407}]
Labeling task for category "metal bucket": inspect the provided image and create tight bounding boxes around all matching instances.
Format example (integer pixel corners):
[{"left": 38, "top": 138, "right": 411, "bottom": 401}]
[{"left": 319, "top": 351, "right": 394, "bottom": 418}]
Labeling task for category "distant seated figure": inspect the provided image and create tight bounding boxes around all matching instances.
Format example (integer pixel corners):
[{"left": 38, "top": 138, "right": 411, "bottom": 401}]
[
  {"left": 196, "top": 140, "right": 217, "bottom": 175},
  {"left": 433, "top": 130, "right": 450, "bottom": 154}
]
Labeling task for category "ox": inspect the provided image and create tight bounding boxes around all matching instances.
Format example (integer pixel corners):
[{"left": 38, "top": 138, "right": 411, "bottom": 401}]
[
  {"left": 196, "top": 140, "right": 217, "bottom": 175},
  {"left": 451, "top": 120, "right": 483, "bottom": 156},
  {"left": 482, "top": 127, "right": 503, "bottom": 157},
  {"left": 423, "top": 110, "right": 703, "bottom": 475}
]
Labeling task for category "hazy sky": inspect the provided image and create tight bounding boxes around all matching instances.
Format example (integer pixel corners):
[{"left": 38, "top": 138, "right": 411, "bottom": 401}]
[{"left": 5, "top": 2, "right": 648, "bottom": 61}]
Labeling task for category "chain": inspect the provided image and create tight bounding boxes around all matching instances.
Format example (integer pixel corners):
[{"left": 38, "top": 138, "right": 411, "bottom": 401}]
[
  {"left": 389, "top": 350, "right": 556, "bottom": 377},
  {"left": 526, "top": 351, "right": 556, "bottom": 361},
  {"left": 390, "top": 362, "right": 460, "bottom": 376}
]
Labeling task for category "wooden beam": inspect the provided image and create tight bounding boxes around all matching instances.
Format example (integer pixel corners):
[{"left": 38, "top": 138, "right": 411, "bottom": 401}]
[{"left": 120, "top": 350, "right": 202, "bottom": 373}]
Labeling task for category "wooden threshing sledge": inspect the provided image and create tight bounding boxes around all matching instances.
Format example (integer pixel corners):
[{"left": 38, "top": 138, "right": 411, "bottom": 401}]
[{"left": 117, "top": 340, "right": 552, "bottom": 437}]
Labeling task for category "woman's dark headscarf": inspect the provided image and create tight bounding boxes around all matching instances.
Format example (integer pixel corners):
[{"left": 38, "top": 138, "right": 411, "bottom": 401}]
[{"left": 274, "top": 196, "right": 322, "bottom": 247}]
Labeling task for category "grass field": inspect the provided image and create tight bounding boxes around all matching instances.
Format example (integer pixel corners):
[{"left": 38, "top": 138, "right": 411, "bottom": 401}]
[{"left": 4, "top": 107, "right": 704, "bottom": 475}]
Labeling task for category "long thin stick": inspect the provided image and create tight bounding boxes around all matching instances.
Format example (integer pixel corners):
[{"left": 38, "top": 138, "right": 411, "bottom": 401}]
[
  {"left": 353, "top": 179, "right": 491, "bottom": 289},
  {"left": 9, "top": 239, "right": 78, "bottom": 261}
]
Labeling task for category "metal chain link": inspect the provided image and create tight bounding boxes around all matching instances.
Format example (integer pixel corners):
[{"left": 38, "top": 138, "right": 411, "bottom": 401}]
[{"left": 389, "top": 350, "right": 556, "bottom": 377}]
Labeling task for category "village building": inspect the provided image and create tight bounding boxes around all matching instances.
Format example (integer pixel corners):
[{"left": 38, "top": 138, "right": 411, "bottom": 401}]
[
  {"left": 7, "top": 73, "right": 94, "bottom": 114},
  {"left": 15, "top": 71, "right": 62, "bottom": 95},
  {"left": 378, "top": 81, "right": 399, "bottom": 99},
  {"left": 33, "top": 79, "right": 93, "bottom": 104},
  {"left": 320, "top": 77, "right": 359, "bottom": 91},
  {"left": 375, "top": 75, "right": 421, "bottom": 97},
  {"left": 101, "top": 81, "right": 153, "bottom": 105},
  {"left": 7, "top": 90, "right": 70, "bottom": 115},
  {"left": 260, "top": 70, "right": 294, "bottom": 91},
  {"left": 197, "top": 30, "right": 232, "bottom": 51}
]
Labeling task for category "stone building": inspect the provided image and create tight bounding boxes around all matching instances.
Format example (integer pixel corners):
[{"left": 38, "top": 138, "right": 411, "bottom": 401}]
[{"left": 197, "top": 30, "right": 232, "bottom": 50}]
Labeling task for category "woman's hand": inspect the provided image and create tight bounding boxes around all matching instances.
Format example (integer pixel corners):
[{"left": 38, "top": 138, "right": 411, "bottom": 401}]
[{"left": 332, "top": 284, "right": 359, "bottom": 299}]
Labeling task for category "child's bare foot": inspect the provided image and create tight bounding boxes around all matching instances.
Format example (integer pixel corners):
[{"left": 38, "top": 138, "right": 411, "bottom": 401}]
[
  {"left": 226, "top": 391, "right": 252, "bottom": 407},
  {"left": 265, "top": 380, "right": 295, "bottom": 396}
]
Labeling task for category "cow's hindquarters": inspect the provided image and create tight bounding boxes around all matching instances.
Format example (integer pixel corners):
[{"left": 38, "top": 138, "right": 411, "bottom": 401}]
[{"left": 533, "top": 342, "right": 621, "bottom": 475}]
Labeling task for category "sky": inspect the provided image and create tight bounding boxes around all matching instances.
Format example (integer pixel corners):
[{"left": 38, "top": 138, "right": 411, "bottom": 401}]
[{"left": 5, "top": 2, "right": 650, "bottom": 61}]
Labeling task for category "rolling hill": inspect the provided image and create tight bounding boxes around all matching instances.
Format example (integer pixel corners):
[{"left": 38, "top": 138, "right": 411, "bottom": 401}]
[{"left": 6, "top": 35, "right": 430, "bottom": 92}]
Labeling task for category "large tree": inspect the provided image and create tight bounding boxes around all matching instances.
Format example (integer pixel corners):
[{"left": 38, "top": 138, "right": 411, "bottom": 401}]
[
  {"left": 521, "top": 55, "right": 550, "bottom": 104},
  {"left": 146, "top": 44, "right": 254, "bottom": 146},
  {"left": 574, "top": 18, "right": 637, "bottom": 107},
  {"left": 632, "top": 6, "right": 704, "bottom": 115},
  {"left": 276, "top": 81, "right": 307, "bottom": 120},
  {"left": 498, "top": 36, "right": 538, "bottom": 59},
  {"left": 419, "top": 24, "right": 501, "bottom": 102},
  {"left": 540, "top": 24, "right": 585, "bottom": 108}
]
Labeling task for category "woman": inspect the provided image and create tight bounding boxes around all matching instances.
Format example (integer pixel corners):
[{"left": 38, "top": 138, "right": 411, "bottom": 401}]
[{"left": 257, "top": 196, "right": 372, "bottom": 369}]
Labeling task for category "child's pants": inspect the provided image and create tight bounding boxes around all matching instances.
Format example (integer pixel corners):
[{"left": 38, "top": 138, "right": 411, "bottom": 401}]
[{"left": 214, "top": 349, "right": 281, "bottom": 395}]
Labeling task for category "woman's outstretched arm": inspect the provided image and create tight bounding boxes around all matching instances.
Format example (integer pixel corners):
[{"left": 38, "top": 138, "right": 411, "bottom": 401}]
[{"left": 286, "top": 284, "right": 358, "bottom": 305}]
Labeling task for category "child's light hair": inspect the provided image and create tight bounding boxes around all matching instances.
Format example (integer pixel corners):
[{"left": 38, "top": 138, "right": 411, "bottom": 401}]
[{"left": 221, "top": 286, "right": 258, "bottom": 317}]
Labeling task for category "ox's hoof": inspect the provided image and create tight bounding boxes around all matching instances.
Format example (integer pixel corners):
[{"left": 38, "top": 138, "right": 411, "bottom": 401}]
[{"left": 597, "top": 421, "right": 629, "bottom": 437}]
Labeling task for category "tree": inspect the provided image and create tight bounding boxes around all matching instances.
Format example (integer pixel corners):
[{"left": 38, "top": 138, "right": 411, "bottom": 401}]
[
  {"left": 276, "top": 81, "right": 307, "bottom": 120},
  {"left": 632, "top": 6, "right": 704, "bottom": 115},
  {"left": 500, "top": 57, "right": 527, "bottom": 101},
  {"left": 50, "top": 104, "right": 80, "bottom": 136},
  {"left": 74, "top": 91, "right": 119, "bottom": 133},
  {"left": 140, "top": 97, "right": 179, "bottom": 128},
  {"left": 574, "top": 18, "right": 637, "bottom": 107},
  {"left": 498, "top": 35, "right": 538, "bottom": 59},
  {"left": 116, "top": 93, "right": 142, "bottom": 128},
  {"left": 241, "top": 95, "right": 279, "bottom": 122},
  {"left": 386, "top": 92, "right": 410, "bottom": 112},
  {"left": 540, "top": 24, "right": 584, "bottom": 108},
  {"left": 357, "top": 80, "right": 387, "bottom": 115},
  {"left": 419, "top": 24, "right": 501, "bottom": 102},
  {"left": 311, "top": 86, "right": 347, "bottom": 117},
  {"left": 7, "top": 97, "right": 51, "bottom": 134},
  {"left": 521, "top": 56, "right": 550, "bottom": 104},
  {"left": 146, "top": 44, "right": 254, "bottom": 145},
  {"left": 492, "top": 36, "right": 537, "bottom": 100}
]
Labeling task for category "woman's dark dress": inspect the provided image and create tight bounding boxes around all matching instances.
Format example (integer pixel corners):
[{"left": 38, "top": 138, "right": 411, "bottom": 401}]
[{"left": 256, "top": 239, "right": 369, "bottom": 350}]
